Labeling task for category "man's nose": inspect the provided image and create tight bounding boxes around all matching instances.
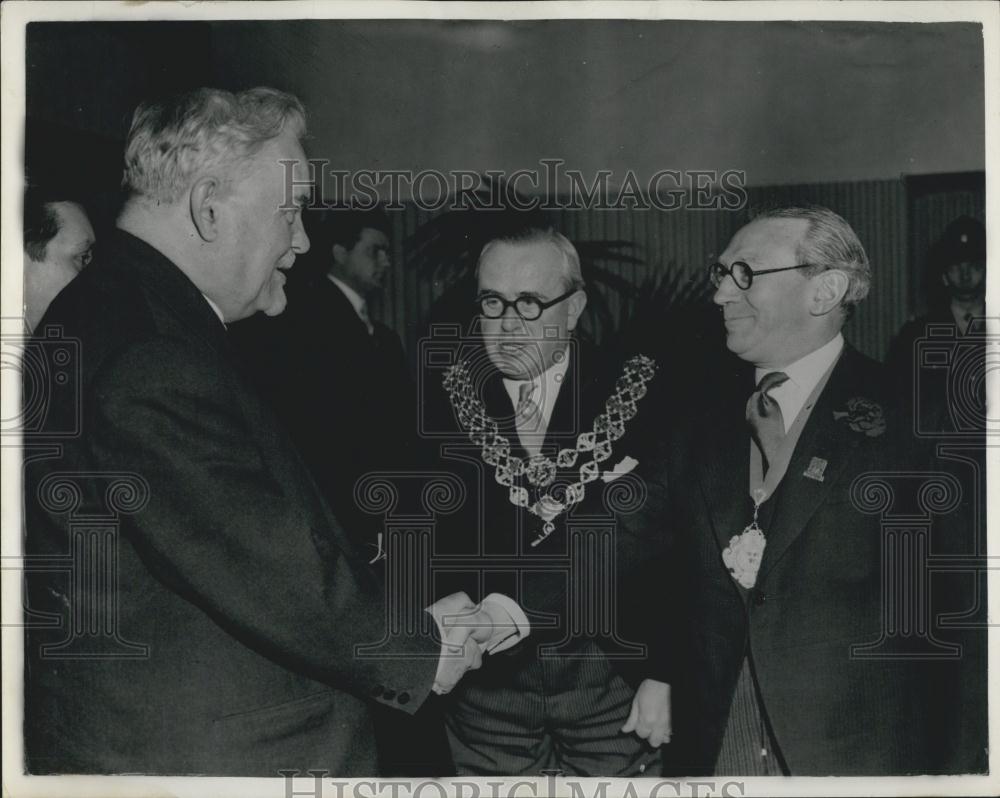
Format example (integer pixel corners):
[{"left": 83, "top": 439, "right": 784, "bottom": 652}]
[
  {"left": 712, "top": 275, "right": 740, "bottom": 306},
  {"left": 500, "top": 306, "right": 524, "bottom": 332},
  {"left": 291, "top": 214, "right": 310, "bottom": 254}
]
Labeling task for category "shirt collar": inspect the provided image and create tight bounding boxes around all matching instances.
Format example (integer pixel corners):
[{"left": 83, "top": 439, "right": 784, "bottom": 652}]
[
  {"left": 502, "top": 350, "right": 571, "bottom": 424},
  {"left": 200, "top": 293, "right": 227, "bottom": 327},
  {"left": 755, "top": 333, "right": 844, "bottom": 394},
  {"left": 755, "top": 333, "right": 844, "bottom": 431},
  {"left": 950, "top": 299, "right": 984, "bottom": 332},
  {"left": 328, "top": 274, "right": 368, "bottom": 319}
]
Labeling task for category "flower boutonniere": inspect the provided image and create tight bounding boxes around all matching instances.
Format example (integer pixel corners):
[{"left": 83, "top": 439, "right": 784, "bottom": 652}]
[{"left": 833, "top": 397, "right": 886, "bottom": 437}]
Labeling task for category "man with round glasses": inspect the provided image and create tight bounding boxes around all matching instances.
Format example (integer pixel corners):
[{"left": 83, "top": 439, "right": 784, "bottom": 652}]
[
  {"left": 429, "top": 227, "right": 673, "bottom": 775},
  {"left": 658, "top": 206, "right": 981, "bottom": 776}
]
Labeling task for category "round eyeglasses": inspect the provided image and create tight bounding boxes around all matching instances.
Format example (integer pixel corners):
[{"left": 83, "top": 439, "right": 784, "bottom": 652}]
[
  {"left": 708, "top": 261, "right": 813, "bottom": 290},
  {"left": 477, "top": 289, "right": 577, "bottom": 321}
]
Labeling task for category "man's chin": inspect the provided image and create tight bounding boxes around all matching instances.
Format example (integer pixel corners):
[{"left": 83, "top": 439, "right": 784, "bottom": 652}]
[{"left": 261, "top": 289, "right": 288, "bottom": 317}]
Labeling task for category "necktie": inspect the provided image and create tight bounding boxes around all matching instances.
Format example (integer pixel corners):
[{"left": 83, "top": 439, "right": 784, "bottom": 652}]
[
  {"left": 515, "top": 382, "right": 542, "bottom": 456},
  {"left": 746, "top": 371, "right": 789, "bottom": 472},
  {"left": 357, "top": 302, "right": 374, "bottom": 335}
]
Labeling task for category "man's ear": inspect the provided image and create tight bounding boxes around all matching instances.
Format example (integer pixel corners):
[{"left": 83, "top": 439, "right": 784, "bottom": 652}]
[
  {"left": 331, "top": 243, "right": 348, "bottom": 265},
  {"left": 810, "top": 269, "right": 849, "bottom": 316},
  {"left": 190, "top": 177, "right": 221, "bottom": 242},
  {"left": 565, "top": 289, "right": 588, "bottom": 332}
]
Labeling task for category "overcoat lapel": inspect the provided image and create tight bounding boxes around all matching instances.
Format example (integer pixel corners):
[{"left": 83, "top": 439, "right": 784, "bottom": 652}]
[
  {"left": 695, "top": 368, "right": 755, "bottom": 559},
  {"left": 759, "top": 348, "right": 866, "bottom": 576}
]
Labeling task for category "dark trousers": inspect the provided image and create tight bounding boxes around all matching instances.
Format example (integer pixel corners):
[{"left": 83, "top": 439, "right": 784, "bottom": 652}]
[{"left": 444, "top": 641, "right": 661, "bottom": 776}]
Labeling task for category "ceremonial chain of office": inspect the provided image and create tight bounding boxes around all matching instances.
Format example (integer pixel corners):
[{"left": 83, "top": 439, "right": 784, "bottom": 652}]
[{"left": 443, "top": 354, "right": 657, "bottom": 545}]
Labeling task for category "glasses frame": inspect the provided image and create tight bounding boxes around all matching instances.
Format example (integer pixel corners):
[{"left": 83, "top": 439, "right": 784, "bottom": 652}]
[
  {"left": 709, "top": 261, "right": 814, "bottom": 290},
  {"left": 476, "top": 288, "right": 578, "bottom": 321}
]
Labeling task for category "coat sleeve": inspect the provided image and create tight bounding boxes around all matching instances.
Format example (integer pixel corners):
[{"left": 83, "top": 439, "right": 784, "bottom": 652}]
[{"left": 88, "top": 336, "right": 440, "bottom": 712}]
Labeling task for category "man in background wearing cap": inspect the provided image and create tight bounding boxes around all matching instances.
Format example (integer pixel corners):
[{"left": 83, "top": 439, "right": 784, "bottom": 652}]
[{"left": 887, "top": 215, "right": 987, "bottom": 434}]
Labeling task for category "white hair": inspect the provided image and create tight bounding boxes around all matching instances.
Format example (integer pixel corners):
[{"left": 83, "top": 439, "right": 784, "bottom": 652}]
[{"left": 122, "top": 87, "right": 306, "bottom": 204}]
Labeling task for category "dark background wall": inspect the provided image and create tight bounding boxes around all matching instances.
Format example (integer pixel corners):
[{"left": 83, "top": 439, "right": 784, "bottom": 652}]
[{"left": 23, "top": 20, "right": 987, "bottom": 360}]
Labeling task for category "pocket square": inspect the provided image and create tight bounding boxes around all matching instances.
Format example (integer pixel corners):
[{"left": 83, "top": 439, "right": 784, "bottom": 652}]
[{"left": 601, "top": 455, "right": 638, "bottom": 482}]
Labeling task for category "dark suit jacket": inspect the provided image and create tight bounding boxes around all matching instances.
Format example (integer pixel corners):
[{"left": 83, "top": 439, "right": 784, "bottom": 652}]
[
  {"left": 662, "top": 345, "right": 984, "bottom": 775},
  {"left": 23, "top": 230, "right": 439, "bottom": 776},
  {"left": 230, "top": 272, "right": 415, "bottom": 552},
  {"left": 425, "top": 341, "right": 674, "bottom": 686}
]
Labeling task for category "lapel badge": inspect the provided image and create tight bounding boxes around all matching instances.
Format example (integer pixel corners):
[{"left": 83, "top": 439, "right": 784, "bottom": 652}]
[{"left": 804, "top": 457, "right": 828, "bottom": 482}]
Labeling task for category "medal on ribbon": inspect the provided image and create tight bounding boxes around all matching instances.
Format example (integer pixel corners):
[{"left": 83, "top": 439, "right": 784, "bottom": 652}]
[
  {"left": 722, "top": 524, "right": 767, "bottom": 589},
  {"left": 722, "top": 488, "right": 768, "bottom": 589}
]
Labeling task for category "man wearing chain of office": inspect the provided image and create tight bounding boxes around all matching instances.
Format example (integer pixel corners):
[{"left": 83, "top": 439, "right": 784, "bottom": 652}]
[{"left": 426, "top": 226, "right": 676, "bottom": 776}]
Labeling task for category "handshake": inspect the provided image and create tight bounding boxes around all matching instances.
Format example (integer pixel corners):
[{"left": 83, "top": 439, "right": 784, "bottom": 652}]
[{"left": 426, "top": 591, "right": 529, "bottom": 695}]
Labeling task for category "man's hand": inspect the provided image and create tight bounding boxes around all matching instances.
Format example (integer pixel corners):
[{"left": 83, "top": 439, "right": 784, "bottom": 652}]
[
  {"left": 428, "top": 591, "right": 494, "bottom": 644},
  {"left": 621, "top": 679, "right": 671, "bottom": 747},
  {"left": 431, "top": 629, "right": 483, "bottom": 695},
  {"left": 426, "top": 592, "right": 492, "bottom": 694}
]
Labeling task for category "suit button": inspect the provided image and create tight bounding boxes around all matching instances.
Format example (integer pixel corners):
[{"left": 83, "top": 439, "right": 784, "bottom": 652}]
[
  {"left": 755, "top": 591, "right": 766, "bottom": 606},
  {"left": 371, "top": 685, "right": 384, "bottom": 697},
  {"left": 383, "top": 689, "right": 396, "bottom": 700},
  {"left": 397, "top": 692, "right": 411, "bottom": 705}
]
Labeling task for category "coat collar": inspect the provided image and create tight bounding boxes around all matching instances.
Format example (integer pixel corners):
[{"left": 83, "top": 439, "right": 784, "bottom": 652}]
[{"left": 104, "top": 229, "right": 229, "bottom": 354}]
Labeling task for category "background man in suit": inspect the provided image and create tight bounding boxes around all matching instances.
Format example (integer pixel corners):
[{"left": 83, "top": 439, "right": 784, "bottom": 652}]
[
  {"left": 662, "top": 205, "right": 983, "bottom": 775},
  {"left": 427, "top": 227, "right": 673, "bottom": 776},
  {"left": 230, "top": 207, "right": 414, "bottom": 554},
  {"left": 22, "top": 86, "right": 493, "bottom": 776},
  {"left": 230, "top": 208, "right": 450, "bottom": 774},
  {"left": 886, "top": 215, "right": 987, "bottom": 434},
  {"left": 22, "top": 188, "right": 95, "bottom": 331}
]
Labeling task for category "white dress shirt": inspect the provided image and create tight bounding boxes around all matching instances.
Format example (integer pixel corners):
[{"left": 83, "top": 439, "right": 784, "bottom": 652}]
[
  {"left": 502, "top": 352, "right": 571, "bottom": 444},
  {"left": 950, "top": 299, "right": 984, "bottom": 334},
  {"left": 755, "top": 333, "right": 844, "bottom": 433}
]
